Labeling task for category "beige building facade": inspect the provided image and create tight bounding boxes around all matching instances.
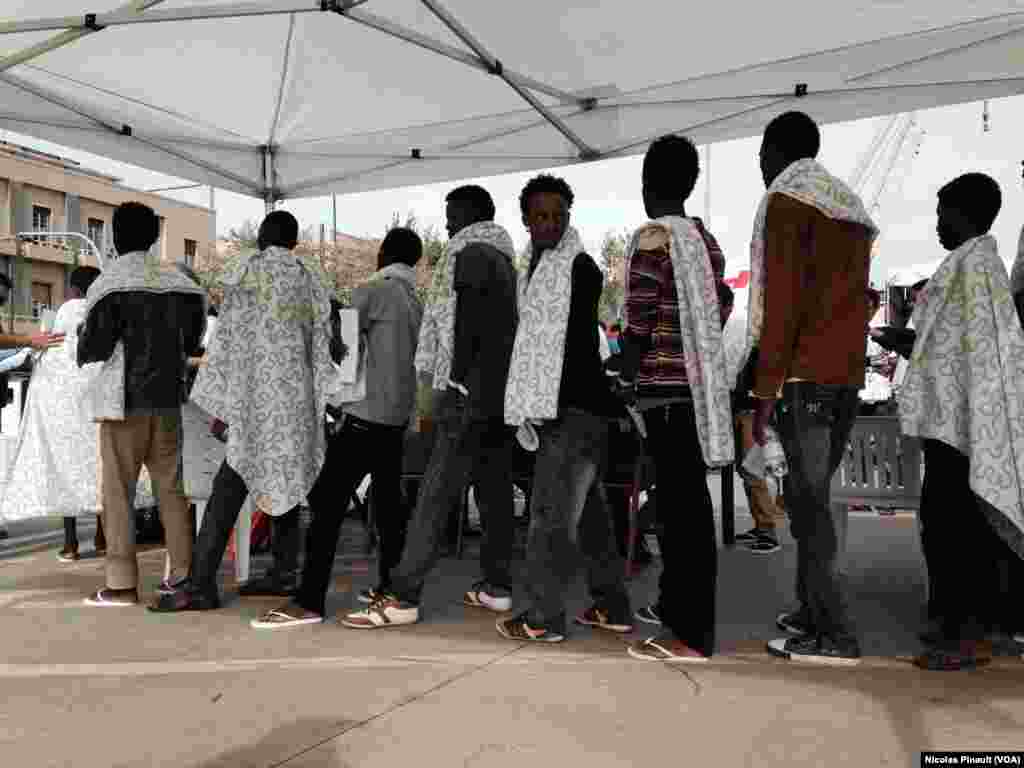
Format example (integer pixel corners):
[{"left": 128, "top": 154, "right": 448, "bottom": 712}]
[{"left": 0, "top": 141, "right": 215, "bottom": 334}]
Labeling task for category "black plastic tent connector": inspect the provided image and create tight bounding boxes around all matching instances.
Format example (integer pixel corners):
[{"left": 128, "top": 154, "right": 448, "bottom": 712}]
[
  {"left": 410, "top": 148, "right": 422, "bottom": 160},
  {"left": 120, "top": 125, "right": 132, "bottom": 137},
  {"left": 488, "top": 60, "right": 504, "bottom": 77},
  {"left": 320, "top": 1, "right": 341, "bottom": 11},
  {"left": 794, "top": 83, "right": 808, "bottom": 97},
  {"left": 84, "top": 13, "right": 105, "bottom": 31}
]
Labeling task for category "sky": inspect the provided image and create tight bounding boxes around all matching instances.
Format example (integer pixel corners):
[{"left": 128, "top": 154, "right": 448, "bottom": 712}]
[{"left": 3, "top": 95, "right": 1023, "bottom": 288}]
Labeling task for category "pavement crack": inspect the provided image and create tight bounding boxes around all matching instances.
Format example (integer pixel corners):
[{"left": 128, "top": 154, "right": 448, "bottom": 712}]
[
  {"left": 669, "top": 666, "right": 703, "bottom": 695},
  {"left": 271, "top": 643, "right": 527, "bottom": 768}
]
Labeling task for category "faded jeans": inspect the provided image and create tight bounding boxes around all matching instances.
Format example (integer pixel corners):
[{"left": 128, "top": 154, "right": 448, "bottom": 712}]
[
  {"left": 523, "top": 409, "right": 630, "bottom": 635},
  {"left": 775, "top": 382, "right": 859, "bottom": 641},
  {"left": 391, "top": 395, "right": 515, "bottom": 604}
]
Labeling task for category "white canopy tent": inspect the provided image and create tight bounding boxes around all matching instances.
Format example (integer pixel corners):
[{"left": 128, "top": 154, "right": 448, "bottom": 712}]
[{"left": 0, "top": 1, "right": 1023, "bottom": 205}]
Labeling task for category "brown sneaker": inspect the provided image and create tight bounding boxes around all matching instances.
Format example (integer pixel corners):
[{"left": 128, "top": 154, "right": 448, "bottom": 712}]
[
  {"left": 575, "top": 605, "right": 633, "bottom": 634},
  {"left": 57, "top": 545, "right": 80, "bottom": 563},
  {"left": 340, "top": 594, "right": 419, "bottom": 629}
]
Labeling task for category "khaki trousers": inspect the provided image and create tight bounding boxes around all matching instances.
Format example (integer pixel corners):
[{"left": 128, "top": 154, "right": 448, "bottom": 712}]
[
  {"left": 735, "top": 412, "right": 787, "bottom": 532},
  {"left": 99, "top": 411, "right": 191, "bottom": 590}
]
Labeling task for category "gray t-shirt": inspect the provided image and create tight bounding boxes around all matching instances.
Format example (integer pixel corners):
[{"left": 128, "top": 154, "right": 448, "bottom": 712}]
[{"left": 343, "top": 273, "right": 424, "bottom": 426}]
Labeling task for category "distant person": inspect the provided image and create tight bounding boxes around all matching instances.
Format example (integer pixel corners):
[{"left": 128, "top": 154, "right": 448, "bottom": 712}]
[
  {"left": 747, "top": 112, "right": 877, "bottom": 666},
  {"left": 900, "top": 173, "right": 1024, "bottom": 670},
  {"left": 253, "top": 227, "right": 424, "bottom": 629},
  {"left": 613, "top": 136, "right": 733, "bottom": 662},
  {"left": 606, "top": 322, "right": 622, "bottom": 355},
  {"left": 342, "top": 184, "right": 519, "bottom": 630},
  {"left": 77, "top": 202, "right": 206, "bottom": 606},
  {"left": 0, "top": 267, "right": 107, "bottom": 559}
]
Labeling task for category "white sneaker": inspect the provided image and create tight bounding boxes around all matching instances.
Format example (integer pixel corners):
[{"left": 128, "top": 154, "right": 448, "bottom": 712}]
[
  {"left": 340, "top": 595, "right": 419, "bottom": 629},
  {"left": 463, "top": 581, "right": 512, "bottom": 613}
]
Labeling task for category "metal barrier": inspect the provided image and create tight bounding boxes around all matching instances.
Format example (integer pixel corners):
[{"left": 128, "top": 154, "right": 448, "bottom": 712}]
[{"left": 831, "top": 415, "right": 923, "bottom": 509}]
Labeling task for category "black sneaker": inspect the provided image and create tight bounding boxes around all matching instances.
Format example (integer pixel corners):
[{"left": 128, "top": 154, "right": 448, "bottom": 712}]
[
  {"left": 734, "top": 528, "right": 764, "bottom": 543},
  {"left": 746, "top": 533, "right": 781, "bottom": 554},
  {"left": 776, "top": 610, "right": 813, "bottom": 637},
  {"left": 496, "top": 612, "right": 565, "bottom": 643},
  {"left": 767, "top": 634, "right": 861, "bottom": 666}
]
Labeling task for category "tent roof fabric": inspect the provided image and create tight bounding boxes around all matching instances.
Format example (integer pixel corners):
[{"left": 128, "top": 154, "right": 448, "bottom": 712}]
[{"left": 1, "top": 1, "right": 1022, "bottom": 201}]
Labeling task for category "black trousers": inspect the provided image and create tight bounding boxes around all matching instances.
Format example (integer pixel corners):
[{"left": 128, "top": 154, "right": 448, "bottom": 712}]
[
  {"left": 643, "top": 402, "right": 717, "bottom": 656},
  {"left": 296, "top": 415, "right": 408, "bottom": 616},
  {"left": 919, "top": 439, "right": 1019, "bottom": 646},
  {"left": 191, "top": 461, "right": 302, "bottom": 596}
]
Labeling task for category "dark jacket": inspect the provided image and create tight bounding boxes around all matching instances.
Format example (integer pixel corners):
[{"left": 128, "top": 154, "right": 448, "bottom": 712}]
[
  {"left": 78, "top": 291, "right": 206, "bottom": 413},
  {"left": 526, "top": 250, "right": 623, "bottom": 418},
  {"left": 450, "top": 242, "right": 519, "bottom": 419}
]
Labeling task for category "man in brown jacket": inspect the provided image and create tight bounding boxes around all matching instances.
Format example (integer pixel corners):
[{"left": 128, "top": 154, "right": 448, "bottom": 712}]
[{"left": 749, "top": 112, "right": 877, "bottom": 665}]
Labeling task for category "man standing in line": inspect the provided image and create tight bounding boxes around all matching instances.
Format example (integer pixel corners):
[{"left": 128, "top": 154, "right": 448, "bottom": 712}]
[
  {"left": 252, "top": 227, "right": 424, "bottom": 628},
  {"left": 151, "top": 210, "right": 340, "bottom": 613},
  {"left": 748, "top": 112, "right": 877, "bottom": 665},
  {"left": 612, "top": 136, "right": 734, "bottom": 662},
  {"left": 77, "top": 202, "right": 206, "bottom": 606},
  {"left": 494, "top": 174, "right": 631, "bottom": 643},
  {"left": 342, "top": 185, "right": 519, "bottom": 629}
]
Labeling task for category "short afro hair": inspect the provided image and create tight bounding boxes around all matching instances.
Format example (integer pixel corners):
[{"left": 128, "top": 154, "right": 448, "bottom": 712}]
[
  {"left": 258, "top": 210, "right": 300, "bottom": 250},
  {"left": 763, "top": 111, "right": 821, "bottom": 162},
  {"left": 69, "top": 265, "right": 101, "bottom": 295},
  {"left": 379, "top": 226, "right": 423, "bottom": 268},
  {"left": 643, "top": 134, "right": 700, "bottom": 199},
  {"left": 112, "top": 201, "right": 160, "bottom": 255},
  {"left": 938, "top": 173, "right": 1002, "bottom": 235},
  {"left": 445, "top": 185, "right": 496, "bottom": 222},
  {"left": 519, "top": 174, "right": 574, "bottom": 219}
]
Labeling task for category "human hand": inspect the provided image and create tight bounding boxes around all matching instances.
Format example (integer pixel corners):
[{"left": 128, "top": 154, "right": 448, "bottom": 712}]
[{"left": 29, "top": 332, "right": 65, "bottom": 350}]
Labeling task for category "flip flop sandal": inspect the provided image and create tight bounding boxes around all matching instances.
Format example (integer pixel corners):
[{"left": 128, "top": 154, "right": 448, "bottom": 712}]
[
  {"left": 627, "top": 637, "right": 709, "bottom": 663},
  {"left": 250, "top": 609, "right": 324, "bottom": 630}
]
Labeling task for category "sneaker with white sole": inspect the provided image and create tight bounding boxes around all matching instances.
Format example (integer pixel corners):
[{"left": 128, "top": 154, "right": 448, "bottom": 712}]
[
  {"left": 767, "top": 635, "right": 861, "bottom": 666},
  {"left": 341, "top": 594, "right": 419, "bottom": 629},
  {"left": 463, "top": 581, "right": 512, "bottom": 613},
  {"left": 496, "top": 612, "right": 565, "bottom": 643}
]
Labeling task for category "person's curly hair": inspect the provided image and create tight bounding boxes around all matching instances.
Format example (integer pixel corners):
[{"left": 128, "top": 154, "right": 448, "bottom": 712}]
[{"left": 519, "top": 174, "right": 575, "bottom": 218}]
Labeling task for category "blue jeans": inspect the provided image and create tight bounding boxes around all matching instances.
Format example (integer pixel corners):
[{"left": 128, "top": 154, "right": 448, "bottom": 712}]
[
  {"left": 523, "top": 409, "right": 630, "bottom": 635},
  {"left": 775, "top": 383, "right": 860, "bottom": 641}
]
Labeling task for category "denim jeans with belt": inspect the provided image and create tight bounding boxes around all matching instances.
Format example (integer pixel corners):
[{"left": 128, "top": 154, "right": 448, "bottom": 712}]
[
  {"left": 522, "top": 408, "right": 630, "bottom": 635},
  {"left": 775, "top": 382, "right": 859, "bottom": 641}
]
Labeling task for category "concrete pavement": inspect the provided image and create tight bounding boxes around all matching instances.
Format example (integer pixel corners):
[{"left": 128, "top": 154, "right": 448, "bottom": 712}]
[{"left": 0, "top": 505, "right": 1021, "bottom": 767}]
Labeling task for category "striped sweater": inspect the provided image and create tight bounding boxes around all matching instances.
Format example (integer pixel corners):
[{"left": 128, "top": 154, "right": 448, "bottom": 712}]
[{"left": 622, "top": 217, "right": 724, "bottom": 397}]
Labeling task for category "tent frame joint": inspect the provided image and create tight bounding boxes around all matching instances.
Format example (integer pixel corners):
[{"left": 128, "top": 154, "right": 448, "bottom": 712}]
[
  {"left": 794, "top": 82, "right": 808, "bottom": 97},
  {"left": 410, "top": 148, "right": 422, "bottom": 159},
  {"left": 488, "top": 59, "right": 503, "bottom": 77},
  {"left": 120, "top": 124, "right": 132, "bottom": 137},
  {"left": 83, "top": 13, "right": 105, "bottom": 31}
]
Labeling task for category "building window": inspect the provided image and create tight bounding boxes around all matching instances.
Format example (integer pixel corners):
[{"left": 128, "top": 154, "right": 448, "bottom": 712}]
[
  {"left": 184, "top": 239, "right": 197, "bottom": 268},
  {"left": 87, "top": 218, "right": 105, "bottom": 251},
  {"left": 31, "top": 282, "right": 52, "bottom": 318},
  {"left": 32, "top": 205, "right": 51, "bottom": 240}
]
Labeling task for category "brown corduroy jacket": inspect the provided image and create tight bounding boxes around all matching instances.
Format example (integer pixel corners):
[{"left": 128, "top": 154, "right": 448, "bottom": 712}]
[{"left": 753, "top": 194, "right": 873, "bottom": 399}]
